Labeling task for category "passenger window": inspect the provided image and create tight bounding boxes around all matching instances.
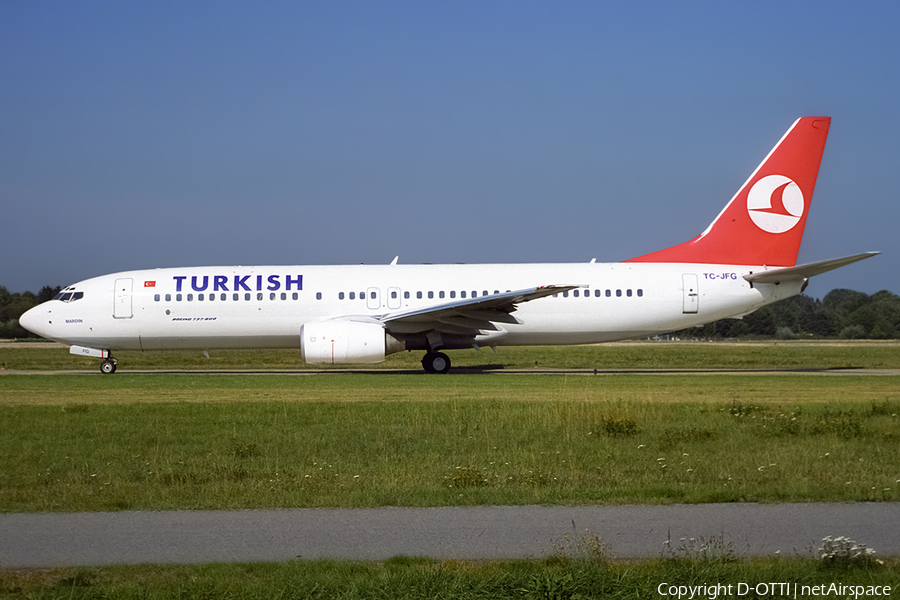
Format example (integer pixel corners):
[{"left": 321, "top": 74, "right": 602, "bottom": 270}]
[
  {"left": 292, "top": 292, "right": 298, "bottom": 300},
  {"left": 316, "top": 292, "right": 322, "bottom": 300},
  {"left": 177, "top": 294, "right": 183, "bottom": 301},
  {"left": 245, "top": 293, "right": 251, "bottom": 301},
  {"left": 460, "top": 291, "right": 466, "bottom": 298},
  {"left": 339, "top": 292, "right": 345, "bottom": 300},
  {"left": 428, "top": 291, "right": 434, "bottom": 299},
  {"left": 257, "top": 293, "right": 263, "bottom": 301},
  {"left": 627, "top": 289, "right": 632, "bottom": 297},
  {"left": 404, "top": 291, "right": 410, "bottom": 299},
  {"left": 616, "top": 289, "right": 622, "bottom": 297},
  {"left": 483, "top": 291, "right": 488, "bottom": 296},
  {"left": 605, "top": 290, "right": 611, "bottom": 297},
  {"left": 154, "top": 294, "right": 160, "bottom": 302},
  {"left": 166, "top": 294, "right": 172, "bottom": 301},
  {"left": 563, "top": 291, "right": 568, "bottom": 298},
  {"left": 187, "top": 294, "right": 193, "bottom": 301},
  {"left": 270, "top": 293, "right": 276, "bottom": 300},
  {"left": 472, "top": 291, "right": 477, "bottom": 298},
  {"left": 450, "top": 291, "right": 456, "bottom": 299},
  {"left": 637, "top": 289, "right": 643, "bottom": 297},
  {"left": 349, "top": 292, "right": 355, "bottom": 300},
  {"left": 594, "top": 290, "right": 601, "bottom": 297},
  {"left": 391, "top": 291, "right": 397, "bottom": 299},
  {"left": 439, "top": 291, "right": 445, "bottom": 299},
  {"left": 573, "top": 290, "right": 579, "bottom": 297},
  {"left": 281, "top": 292, "right": 287, "bottom": 300},
  {"left": 360, "top": 292, "right": 366, "bottom": 300},
  {"left": 417, "top": 291, "right": 422, "bottom": 299}
]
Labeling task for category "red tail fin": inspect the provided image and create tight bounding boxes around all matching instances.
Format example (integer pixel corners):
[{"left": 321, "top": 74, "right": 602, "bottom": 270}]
[{"left": 626, "top": 117, "right": 831, "bottom": 266}]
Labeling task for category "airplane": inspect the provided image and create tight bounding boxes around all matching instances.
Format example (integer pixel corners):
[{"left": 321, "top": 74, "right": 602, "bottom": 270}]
[{"left": 19, "top": 116, "right": 878, "bottom": 374}]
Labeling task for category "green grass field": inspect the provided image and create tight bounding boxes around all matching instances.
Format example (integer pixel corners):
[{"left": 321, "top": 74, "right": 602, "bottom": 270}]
[
  {"left": 2, "top": 343, "right": 900, "bottom": 595},
  {"left": 2, "top": 343, "right": 899, "bottom": 512},
  {"left": 2, "top": 555, "right": 898, "bottom": 600}
]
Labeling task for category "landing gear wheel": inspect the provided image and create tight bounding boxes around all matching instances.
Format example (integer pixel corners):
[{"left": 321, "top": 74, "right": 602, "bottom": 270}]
[
  {"left": 100, "top": 359, "right": 117, "bottom": 375},
  {"left": 422, "top": 352, "right": 451, "bottom": 374}
]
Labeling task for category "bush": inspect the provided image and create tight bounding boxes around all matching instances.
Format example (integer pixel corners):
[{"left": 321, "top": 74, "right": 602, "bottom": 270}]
[{"left": 839, "top": 325, "right": 866, "bottom": 340}]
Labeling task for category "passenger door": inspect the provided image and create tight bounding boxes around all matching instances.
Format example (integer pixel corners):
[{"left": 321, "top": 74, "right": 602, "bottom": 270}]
[{"left": 113, "top": 278, "right": 133, "bottom": 319}]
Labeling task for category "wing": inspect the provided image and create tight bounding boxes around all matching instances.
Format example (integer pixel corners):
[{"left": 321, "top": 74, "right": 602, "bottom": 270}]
[{"left": 380, "top": 285, "right": 578, "bottom": 339}]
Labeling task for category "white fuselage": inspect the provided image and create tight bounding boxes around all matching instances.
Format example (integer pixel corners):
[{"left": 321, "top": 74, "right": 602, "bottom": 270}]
[{"left": 21, "top": 262, "right": 801, "bottom": 354}]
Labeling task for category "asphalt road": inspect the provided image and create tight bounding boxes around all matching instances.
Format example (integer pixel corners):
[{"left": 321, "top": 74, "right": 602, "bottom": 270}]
[{"left": 2, "top": 503, "right": 899, "bottom": 567}]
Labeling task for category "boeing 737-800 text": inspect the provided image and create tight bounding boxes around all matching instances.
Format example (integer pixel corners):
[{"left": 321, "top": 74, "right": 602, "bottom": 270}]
[{"left": 19, "top": 117, "right": 878, "bottom": 373}]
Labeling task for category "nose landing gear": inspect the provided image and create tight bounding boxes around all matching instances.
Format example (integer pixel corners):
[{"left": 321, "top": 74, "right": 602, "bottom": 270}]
[{"left": 69, "top": 346, "right": 118, "bottom": 374}]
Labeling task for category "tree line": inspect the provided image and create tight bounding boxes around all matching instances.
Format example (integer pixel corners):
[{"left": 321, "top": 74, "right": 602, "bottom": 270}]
[
  {"left": 675, "top": 288, "right": 900, "bottom": 340},
  {"left": 2, "top": 284, "right": 899, "bottom": 340},
  {"left": 0, "top": 286, "right": 61, "bottom": 338}
]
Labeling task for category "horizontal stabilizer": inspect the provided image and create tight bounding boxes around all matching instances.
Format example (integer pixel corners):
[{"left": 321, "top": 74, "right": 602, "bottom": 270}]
[{"left": 743, "top": 252, "right": 879, "bottom": 285}]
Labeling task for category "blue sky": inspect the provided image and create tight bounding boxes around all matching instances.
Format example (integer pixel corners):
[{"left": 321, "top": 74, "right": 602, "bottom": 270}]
[{"left": 2, "top": 1, "right": 897, "bottom": 297}]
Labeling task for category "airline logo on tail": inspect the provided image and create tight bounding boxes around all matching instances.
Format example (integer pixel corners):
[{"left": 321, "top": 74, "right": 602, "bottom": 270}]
[
  {"left": 626, "top": 117, "right": 831, "bottom": 267},
  {"left": 747, "top": 175, "right": 804, "bottom": 234}
]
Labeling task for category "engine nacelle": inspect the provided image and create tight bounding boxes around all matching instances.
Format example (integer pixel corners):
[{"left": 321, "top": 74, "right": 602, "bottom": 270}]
[{"left": 301, "top": 319, "right": 403, "bottom": 364}]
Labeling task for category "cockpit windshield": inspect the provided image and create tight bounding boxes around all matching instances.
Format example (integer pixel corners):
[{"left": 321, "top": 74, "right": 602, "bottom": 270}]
[{"left": 52, "top": 288, "right": 84, "bottom": 303}]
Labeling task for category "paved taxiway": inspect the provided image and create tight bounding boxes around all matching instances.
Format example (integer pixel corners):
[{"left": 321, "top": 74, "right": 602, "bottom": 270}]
[{"left": 2, "top": 504, "right": 899, "bottom": 567}]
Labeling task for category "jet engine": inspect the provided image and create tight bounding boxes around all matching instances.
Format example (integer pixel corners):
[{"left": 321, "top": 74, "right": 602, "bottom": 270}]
[{"left": 300, "top": 319, "right": 405, "bottom": 364}]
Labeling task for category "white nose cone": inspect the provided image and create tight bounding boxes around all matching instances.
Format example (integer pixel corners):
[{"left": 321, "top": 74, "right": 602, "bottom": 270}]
[{"left": 19, "top": 305, "right": 52, "bottom": 339}]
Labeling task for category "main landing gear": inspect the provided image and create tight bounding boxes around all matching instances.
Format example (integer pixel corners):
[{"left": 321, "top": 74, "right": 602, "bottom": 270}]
[
  {"left": 422, "top": 351, "right": 451, "bottom": 374},
  {"left": 100, "top": 357, "right": 117, "bottom": 374}
]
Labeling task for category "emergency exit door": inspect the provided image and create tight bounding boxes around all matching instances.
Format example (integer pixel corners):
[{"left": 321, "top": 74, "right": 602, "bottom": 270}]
[{"left": 367, "top": 287, "right": 381, "bottom": 310}]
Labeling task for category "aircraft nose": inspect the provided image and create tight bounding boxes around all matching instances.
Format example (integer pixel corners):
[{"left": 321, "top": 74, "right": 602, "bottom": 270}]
[{"left": 19, "top": 305, "right": 53, "bottom": 339}]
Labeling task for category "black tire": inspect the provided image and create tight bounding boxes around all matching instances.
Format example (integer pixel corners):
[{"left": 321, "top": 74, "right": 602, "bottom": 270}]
[
  {"left": 422, "top": 352, "right": 451, "bottom": 374},
  {"left": 100, "top": 359, "right": 117, "bottom": 374}
]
